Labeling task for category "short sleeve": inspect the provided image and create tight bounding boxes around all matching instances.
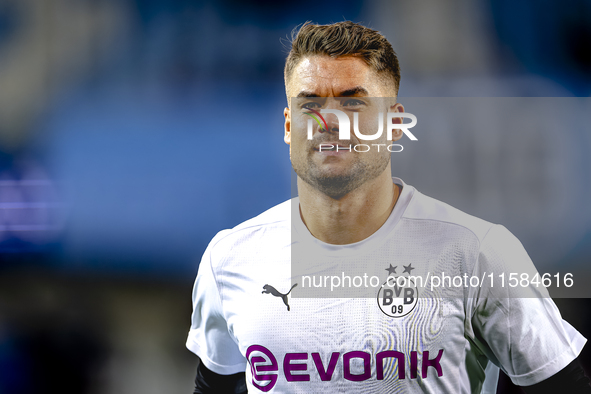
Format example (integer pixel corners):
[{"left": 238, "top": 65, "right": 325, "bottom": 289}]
[
  {"left": 468, "top": 225, "right": 587, "bottom": 386},
  {"left": 186, "top": 235, "right": 247, "bottom": 375}
]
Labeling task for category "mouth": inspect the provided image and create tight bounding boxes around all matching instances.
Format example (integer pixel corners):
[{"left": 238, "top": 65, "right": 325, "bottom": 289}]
[{"left": 313, "top": 143, "right": 352, "bottom": 152}]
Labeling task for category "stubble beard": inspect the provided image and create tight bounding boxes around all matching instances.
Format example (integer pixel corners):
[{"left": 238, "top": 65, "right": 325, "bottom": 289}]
[{"left": 292, "top": 149, "right": 391, "bottom": 200}]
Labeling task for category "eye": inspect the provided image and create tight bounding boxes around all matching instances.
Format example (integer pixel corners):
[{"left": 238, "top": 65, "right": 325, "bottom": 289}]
[
  {"left": 342, "top": 99, "right": 366, "bottom": 107},
  {"left": 302, "top": 101, "right": 322, "bottom": 110}
]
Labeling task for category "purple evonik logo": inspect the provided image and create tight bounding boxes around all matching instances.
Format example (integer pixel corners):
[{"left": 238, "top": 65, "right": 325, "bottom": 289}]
[{"left": 246, "top": 344, "right": 444, "bottom": 391}]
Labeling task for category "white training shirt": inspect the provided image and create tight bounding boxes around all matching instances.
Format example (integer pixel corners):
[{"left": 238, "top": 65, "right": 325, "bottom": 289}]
[{"left": 187, "top": 178, "right": 586, "bottom": 393}]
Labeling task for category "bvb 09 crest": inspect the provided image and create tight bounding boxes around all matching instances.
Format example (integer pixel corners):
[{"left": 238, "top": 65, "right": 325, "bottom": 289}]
[{"left": 377, "top": 275, "right": 419, "bottom": 318}]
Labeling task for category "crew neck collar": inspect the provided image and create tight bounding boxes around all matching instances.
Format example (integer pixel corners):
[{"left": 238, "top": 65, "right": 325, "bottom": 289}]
[{"left": 291, "top": 177, "right": 414, "bottom": 257}]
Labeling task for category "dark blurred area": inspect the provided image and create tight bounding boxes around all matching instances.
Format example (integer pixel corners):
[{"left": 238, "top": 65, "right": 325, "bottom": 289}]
[{"left": 0, "top": 0, "right": 590, "bottom": 392}]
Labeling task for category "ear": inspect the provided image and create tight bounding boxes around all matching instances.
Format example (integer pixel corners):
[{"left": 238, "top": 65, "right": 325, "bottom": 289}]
[
  {"left": 389, "top": 102, "right": 405, "bottom": 142},
  {"left": 284, "top": 107, "right": 291, "bottom": 145}
]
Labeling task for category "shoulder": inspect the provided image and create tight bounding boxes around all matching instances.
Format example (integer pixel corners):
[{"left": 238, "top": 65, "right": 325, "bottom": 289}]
[
  {"left": 231, "top": 198, "right": 292, "bottom": 233},
  {"left": 206, "top": 199, "right": 293, "bottom": 263},
  {"left": 401, "top": 184, "right": 533, "bottom": 278},
  {"left": 401, "top": 186, "right": 496, "bottom": 245}
]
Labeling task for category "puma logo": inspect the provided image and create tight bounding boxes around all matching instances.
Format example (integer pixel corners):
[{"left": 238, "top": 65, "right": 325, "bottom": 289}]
[{"left": 262, "top": 283, "right": 298, "bottom": 311}]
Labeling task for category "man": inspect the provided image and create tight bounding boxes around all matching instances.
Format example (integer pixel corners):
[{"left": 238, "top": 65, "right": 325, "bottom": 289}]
[{"left": 187, "top": 21, "right": 590, "bottom": 393}]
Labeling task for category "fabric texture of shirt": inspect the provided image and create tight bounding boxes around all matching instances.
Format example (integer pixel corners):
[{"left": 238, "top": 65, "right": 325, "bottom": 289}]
[{"left": 187, "top": 178, "right": 586, "bottom": 393}]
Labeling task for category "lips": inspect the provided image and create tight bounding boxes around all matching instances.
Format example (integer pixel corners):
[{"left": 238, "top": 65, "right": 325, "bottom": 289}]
[{"left": 313, "top": 143, "right": 351, "bottom": 151}]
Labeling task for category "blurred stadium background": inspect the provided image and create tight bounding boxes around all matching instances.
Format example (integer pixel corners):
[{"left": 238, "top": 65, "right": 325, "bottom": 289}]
[{"left": 0, "top": 0, "right": 590, "bottom": 393}]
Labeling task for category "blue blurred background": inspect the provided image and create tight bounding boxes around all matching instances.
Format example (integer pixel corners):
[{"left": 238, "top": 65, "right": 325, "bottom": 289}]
[{"left": 0, "top": 0, "right": 590, "bottom": 393}]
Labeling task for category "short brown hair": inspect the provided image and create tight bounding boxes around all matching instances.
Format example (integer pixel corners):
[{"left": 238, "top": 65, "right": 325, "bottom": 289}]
[{"left": 284, "top": 21, "right": 401, "bottom": 95}]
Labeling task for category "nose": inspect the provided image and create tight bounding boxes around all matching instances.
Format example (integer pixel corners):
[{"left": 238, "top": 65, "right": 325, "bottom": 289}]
[
  {"left": 317, "top": 107, "right": 351, "bottom": 140},
  {"left": 322, "top": 112, "right": 340, "bottom": 134}
]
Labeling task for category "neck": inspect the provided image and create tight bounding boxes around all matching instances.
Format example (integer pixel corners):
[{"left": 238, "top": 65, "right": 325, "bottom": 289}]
[{"left": 298, "top": 168, "right": 399, "bottom": 245}]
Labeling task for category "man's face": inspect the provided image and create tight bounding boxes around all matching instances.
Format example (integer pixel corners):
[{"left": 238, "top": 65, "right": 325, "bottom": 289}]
[{"left": 284, "top": 55, "right": 403, "bottom": 199}]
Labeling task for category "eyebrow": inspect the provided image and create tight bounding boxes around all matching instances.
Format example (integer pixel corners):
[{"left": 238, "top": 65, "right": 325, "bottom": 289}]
[
  {"left": 339, "top": 86, "right": 369, "bottom": 97},
  {"left": 296, "top": 91, "right": 321, "bottom": 98},
  {"left": 296, "top": 86, "right": 369, "bottom": 98}
]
